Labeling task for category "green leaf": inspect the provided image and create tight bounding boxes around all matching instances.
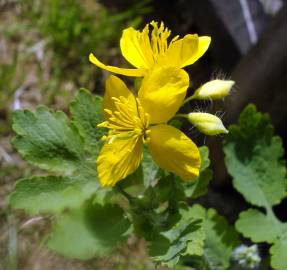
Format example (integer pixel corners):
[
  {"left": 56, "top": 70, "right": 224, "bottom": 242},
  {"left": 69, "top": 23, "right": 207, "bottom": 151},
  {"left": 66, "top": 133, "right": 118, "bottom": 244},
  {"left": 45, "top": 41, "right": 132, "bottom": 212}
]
[
  {"left": 156, "top": 175, "right": 186, "bottom": 205},
  {"left": 184, "top": 146, "right": 213, "bottom": 199},
  {"left": 12, "top": 106, "right": 84, "bottom": 173},
  {"left": 236, "top": 209, "right": 280, "bottom": 243},
  {"left": 70, "top": 89, "right": 104, "bottom": 156},
  {"left": 149, "top": 210, "right": 204, "bottom": 267},
  {"left": 188, "top": 204, "right": 239, "bottom": 270},
  {"left": 130, "top": 176, "right": 204, "bottom": 267},
  {"left": 9, "top": 176, "right": 99, "bottom": 214},
  {"left": 270, "top": 232, "right": 287, "bottom": 270},
  {"left": 224, "top": 104, "right": 286, "bottom": 207},
  {"left": 236, "top": 209, "right": 287, "bottom": 270},
  {"left": 224, "top": 105, "right": 287, "bottom": 270},
  {"left": 48, "top": 203, "right": 131, "bottom": 260}
]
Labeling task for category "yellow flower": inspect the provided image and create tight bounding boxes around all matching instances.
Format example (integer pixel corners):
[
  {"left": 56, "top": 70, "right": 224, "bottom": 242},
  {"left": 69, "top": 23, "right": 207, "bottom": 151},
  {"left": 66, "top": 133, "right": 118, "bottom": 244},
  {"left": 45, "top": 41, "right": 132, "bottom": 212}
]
[
  {"left": 89, "top": 21, "right": 211, "bottom": 77},
  {"left": 97, "top": 67, "right": 201, "bottom": 187}
]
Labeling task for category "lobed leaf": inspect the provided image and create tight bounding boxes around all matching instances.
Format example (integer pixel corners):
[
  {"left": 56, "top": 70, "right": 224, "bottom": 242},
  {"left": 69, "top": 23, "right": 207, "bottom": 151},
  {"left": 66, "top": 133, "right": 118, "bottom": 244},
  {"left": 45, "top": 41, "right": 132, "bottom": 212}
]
[
  {"left": 188, "top": 204, "right": 239, "bottom": 270},
  {"left": 225, "top": 105, "right": 287, "bottom": 270},
  {"left": 224, "top": 104, "right": 286, "bottom": 207},
  {"left": 235, "top": 208, "right": 280, "bottom": 243},
  {"left": 149, "top": 209, "right": 204, "bottom": 267},
  {"left": 12, "top": 106, "right": 85, "bottom": 173}
]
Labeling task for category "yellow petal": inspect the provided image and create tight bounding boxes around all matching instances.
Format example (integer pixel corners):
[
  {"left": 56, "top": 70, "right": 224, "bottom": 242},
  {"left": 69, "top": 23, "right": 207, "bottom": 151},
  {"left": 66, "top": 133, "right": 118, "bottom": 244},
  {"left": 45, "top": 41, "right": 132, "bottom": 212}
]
[
  {"left": 103, "top": 75, "right": 136, "bottom": 119},
  {"left": 161, "top": 35, "right": 211, "bottom": 68},
  {"left": 138, "top": 67, "right": 189, "bottom": 124},
  {"left": 148, "top": 124, "right": 200, "bottom": 181},
  {"left": 120, "top": 26, "right": 154, "bottom": 69},
  {"left": 97, "top": 136, "right": 143, "bottom": 187},
  {"left": 89, "top": 53, "right": 144, "bottom": 77}
]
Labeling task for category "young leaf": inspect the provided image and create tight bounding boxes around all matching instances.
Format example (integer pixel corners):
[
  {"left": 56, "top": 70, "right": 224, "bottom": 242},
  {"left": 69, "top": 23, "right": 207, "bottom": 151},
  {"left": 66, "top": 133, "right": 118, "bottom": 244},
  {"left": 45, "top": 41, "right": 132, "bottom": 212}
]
[
  {"left": 184, "top": 146, "right": 213, "bottom": 199},
  {"left": 12, "top": 106, "right": 84, "bottom": 173},
  {"left": 188, "top": 204, "right": 239, "bottom": 270},
  {"left": 9, "top": 176, "right": 99, "bottom": 214},
  {"left": 48, "top": 203, "right": 131, "bottom": 260},
  {"left": 236, "top": 209, "right": 280, "bottom": 243},
  {"left": 70, "top": 89, "right": 104, "bottom": 156},
  {"left": 224, "top": 104, "right": 286, "bottom": 207}
]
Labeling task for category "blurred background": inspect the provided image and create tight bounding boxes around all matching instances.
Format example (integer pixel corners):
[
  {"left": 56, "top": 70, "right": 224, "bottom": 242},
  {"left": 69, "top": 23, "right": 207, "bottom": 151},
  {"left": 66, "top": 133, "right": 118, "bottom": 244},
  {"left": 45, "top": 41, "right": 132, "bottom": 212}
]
[{"left": 1, "top": 0, "right": 287, "bottom": 269}]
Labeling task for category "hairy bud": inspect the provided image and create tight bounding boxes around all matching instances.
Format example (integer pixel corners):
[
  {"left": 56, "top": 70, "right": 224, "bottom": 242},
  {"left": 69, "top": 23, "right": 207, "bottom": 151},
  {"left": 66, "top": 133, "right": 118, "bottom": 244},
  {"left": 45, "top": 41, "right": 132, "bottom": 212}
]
[
  {"left": 193, "top": 79, "right": 235, "bottom": 100},
  {"left": 187, "top": 112, "right": 228, "bottom": 135}
]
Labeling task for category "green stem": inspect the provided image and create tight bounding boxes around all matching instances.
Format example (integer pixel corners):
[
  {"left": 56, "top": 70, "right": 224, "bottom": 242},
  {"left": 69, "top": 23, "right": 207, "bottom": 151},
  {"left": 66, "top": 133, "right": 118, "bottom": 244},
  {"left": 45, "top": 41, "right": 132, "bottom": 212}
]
[
  {"left": 264, "top": 202, "right": 283, "bottom": 235},
  {"left": 183, "top": 95, "right": 195, "bottom": 105},
  {"left": 174, "top": 113, "right": 189, "bottom": 119},
  {"left": 115, "top": 184, "right": 134, "bottom": 204}
]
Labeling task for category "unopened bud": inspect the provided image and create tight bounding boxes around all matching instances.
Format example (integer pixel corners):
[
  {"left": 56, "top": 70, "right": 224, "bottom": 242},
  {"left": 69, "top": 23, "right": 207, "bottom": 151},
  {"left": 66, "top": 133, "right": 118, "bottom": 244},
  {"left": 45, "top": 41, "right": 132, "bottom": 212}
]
[
  {"left": 188, "top": 112, "right": 228, "bottom": 135},
  {"left": 193, "top": 79, "right": 235, "bottom": 100}
]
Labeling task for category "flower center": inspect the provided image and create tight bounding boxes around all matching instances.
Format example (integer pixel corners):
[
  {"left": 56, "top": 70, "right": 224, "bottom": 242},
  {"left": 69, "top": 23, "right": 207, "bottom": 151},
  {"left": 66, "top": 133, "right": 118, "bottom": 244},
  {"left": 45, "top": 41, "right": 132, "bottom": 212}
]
[
  {"left": 98, "top": 96, "right": 150, "bottom": 144},
  {"left": 147, "top": 21, "right": 179, "bottom": 63}
]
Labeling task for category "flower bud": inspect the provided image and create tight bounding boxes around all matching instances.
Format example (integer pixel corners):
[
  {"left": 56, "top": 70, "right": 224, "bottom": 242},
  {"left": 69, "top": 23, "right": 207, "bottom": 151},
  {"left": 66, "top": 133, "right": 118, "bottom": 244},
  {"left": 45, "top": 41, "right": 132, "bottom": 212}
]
[
  {"left": 187, "top": 112, "right": 228, "bottom": 135},
  {"left": 193, "top": 79, "right": 235, "bottom": 100}
]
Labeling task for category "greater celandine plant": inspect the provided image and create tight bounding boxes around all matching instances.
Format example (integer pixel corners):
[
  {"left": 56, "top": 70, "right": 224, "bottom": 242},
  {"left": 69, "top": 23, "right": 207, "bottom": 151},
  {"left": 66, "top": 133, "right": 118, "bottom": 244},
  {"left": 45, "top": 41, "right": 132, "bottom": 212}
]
[{"left": 13, "top": 21, "right": 287, "bottom": 270}]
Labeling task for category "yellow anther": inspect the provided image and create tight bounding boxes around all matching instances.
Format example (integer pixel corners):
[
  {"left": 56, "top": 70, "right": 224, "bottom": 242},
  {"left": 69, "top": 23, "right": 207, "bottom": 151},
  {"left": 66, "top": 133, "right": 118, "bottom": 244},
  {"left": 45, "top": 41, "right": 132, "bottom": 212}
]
[
  {"left": 111, "top": 97, "right": 120, "bottom": 102},
  {"left": 104, "top": 109, "right": 113, "bottom": 115},
  {"left": 134, "top": 128, "right": 142, "bottom": 135},
  {"left": 97, "top": 121, "right": 109, "bottom": 128},
  {"left": 144, "top": 137, "right": 151, "bottom": 144},
  {"left": 101, "top": 135, "right": 108, "bottom": 141}
]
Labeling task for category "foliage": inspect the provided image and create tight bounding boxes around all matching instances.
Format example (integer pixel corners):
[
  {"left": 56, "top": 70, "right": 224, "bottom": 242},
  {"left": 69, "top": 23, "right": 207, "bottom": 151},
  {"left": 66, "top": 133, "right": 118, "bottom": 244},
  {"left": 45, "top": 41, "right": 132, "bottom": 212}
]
[
  {"left": 224, "top": 104, "right": 287, "bottom": 270},
  {"left": 9, "top": 88, "right": 242, "bottom": 268},
  {"left": 185, "top": 205, "right": 239, "bottom": 270},
  {"left": 10, "top": 89, "right": 102, "bottom": 214}
]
